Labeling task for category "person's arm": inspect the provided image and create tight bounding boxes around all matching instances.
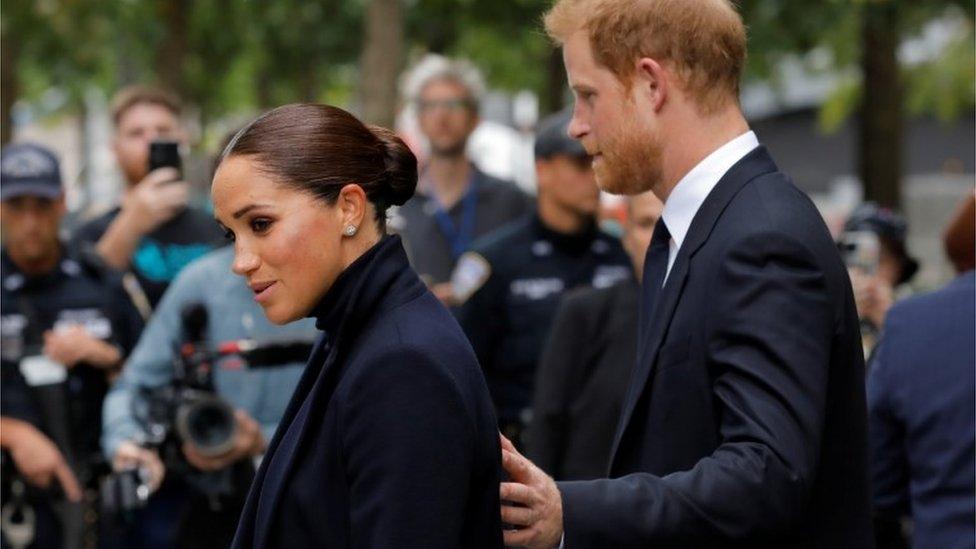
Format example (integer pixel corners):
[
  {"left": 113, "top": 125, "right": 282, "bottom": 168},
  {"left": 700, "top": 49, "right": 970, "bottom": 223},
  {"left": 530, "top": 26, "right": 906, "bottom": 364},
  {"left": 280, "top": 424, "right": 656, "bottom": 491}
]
[
  {"left": 101, "top": 261, "right": 202, "bottom": 460},
  {"left": 0, "top": 417, "right": 82, "bottom": 502},
  {"left": 95, "top": 168, "right": 189, "bottom": 270},
  {"left": 557, "top": 231, "right": 835, "bottom": 546},
  {"left": 525, "top": 297, "right": 587, "bottom": 479},
  {"left": 341, "top": 347, "right": 482, "bottom": 547},
  {"left": 866, "top": 324, "right": 911, "bottom": 540}
]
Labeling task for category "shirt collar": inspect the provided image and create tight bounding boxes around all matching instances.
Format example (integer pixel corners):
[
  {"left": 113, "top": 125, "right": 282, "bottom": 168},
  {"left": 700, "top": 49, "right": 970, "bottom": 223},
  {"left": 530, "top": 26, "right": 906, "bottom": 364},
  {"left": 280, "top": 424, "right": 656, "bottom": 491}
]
[{"left": 661, "top": 131, "right": 759, "bottom": 251}]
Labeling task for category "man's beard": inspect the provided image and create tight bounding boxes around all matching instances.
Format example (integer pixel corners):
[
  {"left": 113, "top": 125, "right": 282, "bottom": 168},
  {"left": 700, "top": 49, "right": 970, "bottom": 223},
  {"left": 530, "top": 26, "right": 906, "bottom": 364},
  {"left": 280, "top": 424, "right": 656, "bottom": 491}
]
[{"left": 593, "top": 119, "right": 662, "bottom": 197}]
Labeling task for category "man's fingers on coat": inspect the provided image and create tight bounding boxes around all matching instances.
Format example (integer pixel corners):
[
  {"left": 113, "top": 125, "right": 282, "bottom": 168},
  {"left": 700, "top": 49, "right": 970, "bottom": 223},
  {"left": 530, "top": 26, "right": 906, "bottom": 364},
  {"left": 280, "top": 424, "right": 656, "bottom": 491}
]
[
  {"left": 501, "top": 449, "right": 534, "bottom": 483},
  {"left": 502, "top": 526, "right": 534, "bottom": 547},
  {"left": 500, "top": 481, "right": 535, "bottom": 505},
  {"left": 500, "top": 503, "right": 535, "bottom": 526},
  {"left": 499, "top": 433, "right": 517, "bottom": 453}
]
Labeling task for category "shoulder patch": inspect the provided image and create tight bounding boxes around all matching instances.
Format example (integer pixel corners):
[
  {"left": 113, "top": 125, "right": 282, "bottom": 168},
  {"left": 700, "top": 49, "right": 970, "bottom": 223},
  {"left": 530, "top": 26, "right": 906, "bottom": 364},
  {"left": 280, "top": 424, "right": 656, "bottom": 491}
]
[{"left": 451, "top": 252, "right": 492, "bottom": 304}]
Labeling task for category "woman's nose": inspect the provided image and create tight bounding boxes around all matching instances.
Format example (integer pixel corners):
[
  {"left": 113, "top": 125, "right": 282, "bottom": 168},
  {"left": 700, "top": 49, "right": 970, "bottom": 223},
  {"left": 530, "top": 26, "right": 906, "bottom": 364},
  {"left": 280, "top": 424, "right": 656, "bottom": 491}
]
[{"left": 232, "top": 247, "right": 260, "bottom": 276}]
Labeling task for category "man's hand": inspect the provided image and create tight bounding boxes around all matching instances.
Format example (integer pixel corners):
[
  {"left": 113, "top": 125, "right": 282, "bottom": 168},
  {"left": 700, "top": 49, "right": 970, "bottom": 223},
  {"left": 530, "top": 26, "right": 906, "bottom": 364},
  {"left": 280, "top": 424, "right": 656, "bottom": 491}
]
[
  {"left": 181, "top": 409, "right": 266, "bottom": 472},
  {"left": 120, "top": 167, "right": 190, "bottom": 235},
  {"left": 499, "top": 434, "right": 563, "bottom": 548},
  {"left": 113, "top": 440, "right": 165, "bottom": 493},
  {"left": 43, "top": 326, "right": 121, "bottom": 369},
  {"left": 2, "top": 419, "right": 82, "bottom": 502}
]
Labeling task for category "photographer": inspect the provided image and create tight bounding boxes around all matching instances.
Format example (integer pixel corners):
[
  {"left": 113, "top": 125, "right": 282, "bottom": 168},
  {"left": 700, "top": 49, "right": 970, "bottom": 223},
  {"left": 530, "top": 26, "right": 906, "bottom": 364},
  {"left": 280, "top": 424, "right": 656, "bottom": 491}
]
[
  {"left": 101, "top": 246, "right": 315, "bottom": 548},
  {"left": 838, "top": 203, "right": 918, "bottom": 356},
  {"left": 72, "top": 86, "right": 224, "bottom": 310}
]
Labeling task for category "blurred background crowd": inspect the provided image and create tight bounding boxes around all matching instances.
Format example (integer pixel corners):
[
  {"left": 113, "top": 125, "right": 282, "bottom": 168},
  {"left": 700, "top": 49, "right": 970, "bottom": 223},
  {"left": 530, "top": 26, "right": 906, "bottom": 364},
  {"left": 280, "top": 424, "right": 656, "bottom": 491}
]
[{"left": 0, "top": 1, "right": 973, "bottom": 548}]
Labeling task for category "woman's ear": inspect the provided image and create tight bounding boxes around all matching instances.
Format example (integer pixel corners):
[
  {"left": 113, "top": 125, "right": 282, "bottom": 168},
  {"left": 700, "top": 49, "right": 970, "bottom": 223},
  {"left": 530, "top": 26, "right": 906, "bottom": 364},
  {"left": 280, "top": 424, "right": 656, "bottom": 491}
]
[{"left": 337, "top": 184, "right": 368, "bottom": 233}]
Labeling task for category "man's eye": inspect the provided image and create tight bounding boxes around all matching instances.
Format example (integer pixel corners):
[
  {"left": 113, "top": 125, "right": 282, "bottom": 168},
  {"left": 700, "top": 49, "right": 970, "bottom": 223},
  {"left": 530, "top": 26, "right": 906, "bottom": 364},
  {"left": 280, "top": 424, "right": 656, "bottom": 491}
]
[{"left": 251, "top": 218, "right": 272, "bottom": 233}]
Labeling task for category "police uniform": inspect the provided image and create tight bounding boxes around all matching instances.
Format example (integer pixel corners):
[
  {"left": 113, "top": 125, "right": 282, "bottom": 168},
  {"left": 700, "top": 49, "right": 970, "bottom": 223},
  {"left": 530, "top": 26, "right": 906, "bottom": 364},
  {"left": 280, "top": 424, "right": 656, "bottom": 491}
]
[
  {"left": 0, "top": 143, "right": 143, "bottom": 548},
  {"left": 1, "top": 248, "right": 143, "bottom": 469}
]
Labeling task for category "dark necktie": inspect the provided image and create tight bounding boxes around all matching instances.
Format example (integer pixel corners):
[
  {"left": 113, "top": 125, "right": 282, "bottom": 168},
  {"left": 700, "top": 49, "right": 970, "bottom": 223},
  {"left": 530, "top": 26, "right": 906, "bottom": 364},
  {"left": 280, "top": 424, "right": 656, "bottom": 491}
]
[{"left": 639, "top": 218, "right": 672, "bottom": 339}]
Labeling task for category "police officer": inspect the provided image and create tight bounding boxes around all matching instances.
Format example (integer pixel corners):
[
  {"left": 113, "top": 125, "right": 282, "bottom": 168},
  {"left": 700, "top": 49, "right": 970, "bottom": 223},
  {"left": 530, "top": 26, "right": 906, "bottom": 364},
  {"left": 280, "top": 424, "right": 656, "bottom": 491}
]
[
  {"left": 0, "top": 143, "right": 143, "bottom": 548},
  {"left": 453, "top": 110, "right": 632, "bottom": 448}
]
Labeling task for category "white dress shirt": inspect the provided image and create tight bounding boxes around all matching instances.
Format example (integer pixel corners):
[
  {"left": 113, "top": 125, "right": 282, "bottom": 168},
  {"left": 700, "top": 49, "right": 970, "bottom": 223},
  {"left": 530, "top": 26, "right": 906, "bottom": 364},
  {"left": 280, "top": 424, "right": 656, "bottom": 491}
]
[{"left": 660, "top": 131, "right": 759, "bottom": 282}]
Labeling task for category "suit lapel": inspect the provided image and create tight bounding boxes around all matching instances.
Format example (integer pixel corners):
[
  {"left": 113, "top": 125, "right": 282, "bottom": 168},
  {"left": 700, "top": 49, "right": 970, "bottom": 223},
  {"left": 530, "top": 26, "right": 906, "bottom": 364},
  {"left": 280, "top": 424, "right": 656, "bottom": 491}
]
[{"left": 607, "top": 146, "right": 780, "bottom": 473}]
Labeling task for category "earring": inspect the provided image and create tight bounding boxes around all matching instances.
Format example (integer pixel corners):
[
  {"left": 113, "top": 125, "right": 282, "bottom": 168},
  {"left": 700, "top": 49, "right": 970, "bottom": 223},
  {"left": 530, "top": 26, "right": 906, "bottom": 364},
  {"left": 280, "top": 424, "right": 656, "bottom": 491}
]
[{"left": 344, "top": 225, "right": 358, "bottom": 237}]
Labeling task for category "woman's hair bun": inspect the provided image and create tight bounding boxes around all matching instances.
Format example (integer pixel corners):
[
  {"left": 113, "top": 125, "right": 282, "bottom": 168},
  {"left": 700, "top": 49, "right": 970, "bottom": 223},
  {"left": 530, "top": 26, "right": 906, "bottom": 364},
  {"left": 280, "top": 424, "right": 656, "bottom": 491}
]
[{"left": 369, "top": 125, "right": 418, "bottom": 207}]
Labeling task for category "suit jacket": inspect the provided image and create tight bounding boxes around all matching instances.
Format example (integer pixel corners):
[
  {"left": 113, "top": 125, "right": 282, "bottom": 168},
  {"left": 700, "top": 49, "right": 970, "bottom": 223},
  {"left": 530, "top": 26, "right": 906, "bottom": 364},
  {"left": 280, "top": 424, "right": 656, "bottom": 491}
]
[
  {"left": 526, "top": 281, "right": 637, "bottom": 481},
  {"left": 231, "top": 236, "right": 503, "bottom": 549},
  {"left": 868, "top": 271, "right": 975, "bottom": 549},
  {"left": 558, "top": 147, "right": 874, "bottom": 547}
]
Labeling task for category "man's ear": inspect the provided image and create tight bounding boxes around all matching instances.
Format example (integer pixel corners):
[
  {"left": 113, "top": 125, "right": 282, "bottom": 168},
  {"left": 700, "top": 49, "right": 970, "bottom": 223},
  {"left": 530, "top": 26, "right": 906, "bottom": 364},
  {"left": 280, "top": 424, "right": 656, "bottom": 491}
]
[{"left": 634, "top": 58, "right": 669, "bottom": 112}]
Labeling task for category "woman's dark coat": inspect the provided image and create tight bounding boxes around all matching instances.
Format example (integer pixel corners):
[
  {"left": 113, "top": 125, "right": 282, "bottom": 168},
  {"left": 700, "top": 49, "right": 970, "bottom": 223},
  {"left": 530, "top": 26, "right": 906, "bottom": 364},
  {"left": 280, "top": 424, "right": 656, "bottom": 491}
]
[{"left": 231, "top": 236, "right": 503, "bottom": 548}]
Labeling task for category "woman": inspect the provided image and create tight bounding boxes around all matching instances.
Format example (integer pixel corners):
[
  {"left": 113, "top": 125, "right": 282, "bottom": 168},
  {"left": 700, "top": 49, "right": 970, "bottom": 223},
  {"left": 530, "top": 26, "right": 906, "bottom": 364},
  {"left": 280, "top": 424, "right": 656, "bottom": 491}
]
[{"left": 212, "top": 104, "right": 503, "bottom": 548}]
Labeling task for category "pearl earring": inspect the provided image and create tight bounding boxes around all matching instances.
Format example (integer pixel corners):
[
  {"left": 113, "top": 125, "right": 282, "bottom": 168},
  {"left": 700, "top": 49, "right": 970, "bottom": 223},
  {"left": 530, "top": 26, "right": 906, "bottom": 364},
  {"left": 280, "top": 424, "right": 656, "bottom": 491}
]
[{"left": 344, "top": 225, "right": 358, "bottom": 237}]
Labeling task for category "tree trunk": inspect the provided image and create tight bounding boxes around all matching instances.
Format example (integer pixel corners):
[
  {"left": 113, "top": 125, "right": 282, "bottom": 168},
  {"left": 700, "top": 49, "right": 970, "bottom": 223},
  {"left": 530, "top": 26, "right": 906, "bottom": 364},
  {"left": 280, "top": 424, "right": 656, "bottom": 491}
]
[
  {"left": 859, "top": 1, "right": 902, "bottom": 210},
  {"left": 1, "top": 28, "right": 20, "bottom": 145},
  {"left": 359, "top": 0, "right": 404, "bottom": 128},
  {"left": 542, "top": 47, "right": 566, "bottom": 116},
  {"left": 155, "top": 0, "right": 189, "bottom": 98}
]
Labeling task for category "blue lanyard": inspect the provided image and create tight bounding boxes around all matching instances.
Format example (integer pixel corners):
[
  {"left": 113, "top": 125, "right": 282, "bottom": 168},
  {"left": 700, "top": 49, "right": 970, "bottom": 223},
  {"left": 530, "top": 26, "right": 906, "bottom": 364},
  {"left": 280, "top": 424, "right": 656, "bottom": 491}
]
[{"left": 431, "top": 171, "right": 480, "bottom": 260}]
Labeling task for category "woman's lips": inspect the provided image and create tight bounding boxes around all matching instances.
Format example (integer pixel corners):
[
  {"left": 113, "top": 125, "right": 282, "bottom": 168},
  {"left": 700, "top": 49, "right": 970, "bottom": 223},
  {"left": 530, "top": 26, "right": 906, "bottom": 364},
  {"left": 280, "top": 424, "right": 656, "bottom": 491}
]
[{"left": 251, "top": 281, "right": 277, "bottom": 303}]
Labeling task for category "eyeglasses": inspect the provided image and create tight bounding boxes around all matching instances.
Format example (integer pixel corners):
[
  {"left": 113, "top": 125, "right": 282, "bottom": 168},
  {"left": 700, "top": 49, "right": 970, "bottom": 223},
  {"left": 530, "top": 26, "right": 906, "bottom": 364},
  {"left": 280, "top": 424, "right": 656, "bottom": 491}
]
[{"left": 417, "top": 98, "right": 474, "bottom": 114}]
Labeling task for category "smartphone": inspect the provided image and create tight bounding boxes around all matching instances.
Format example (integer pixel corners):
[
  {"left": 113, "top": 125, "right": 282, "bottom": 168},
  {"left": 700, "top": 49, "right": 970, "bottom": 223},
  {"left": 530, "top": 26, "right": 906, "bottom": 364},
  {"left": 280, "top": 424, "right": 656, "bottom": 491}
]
[
  {"left": 838, "top": 230, "right": 880, "bottom": 275},
  {"left": 148, "top": 140, "right": 182, "bottom": 177}
]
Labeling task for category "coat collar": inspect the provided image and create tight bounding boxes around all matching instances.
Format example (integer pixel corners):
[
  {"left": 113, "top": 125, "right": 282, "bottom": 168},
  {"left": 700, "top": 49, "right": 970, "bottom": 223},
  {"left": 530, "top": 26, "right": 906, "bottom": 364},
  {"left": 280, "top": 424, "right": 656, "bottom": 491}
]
[{"left": 608, "top": 146, "right": 780, "bottom": 471}]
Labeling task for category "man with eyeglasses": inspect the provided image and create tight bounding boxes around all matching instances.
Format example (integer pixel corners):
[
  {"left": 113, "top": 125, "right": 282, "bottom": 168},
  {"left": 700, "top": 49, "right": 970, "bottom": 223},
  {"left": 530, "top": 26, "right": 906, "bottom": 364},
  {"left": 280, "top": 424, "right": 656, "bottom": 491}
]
[{"left": 393, "top": 57, "right": 532, "bottom": 304}]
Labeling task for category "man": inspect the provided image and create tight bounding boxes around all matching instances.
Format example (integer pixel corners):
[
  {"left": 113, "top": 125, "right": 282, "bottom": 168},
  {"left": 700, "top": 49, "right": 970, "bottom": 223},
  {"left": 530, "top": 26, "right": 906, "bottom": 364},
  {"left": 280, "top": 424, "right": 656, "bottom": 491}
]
[
  {"left": 868, "top": 200, "right": 975, "bottom": 549},
  {"left": 498, "top": 1, "right": 872, "bottom": 547},
  {"left": 526, "top": 191, "right": 662, "bottom": 481},
  {"left": 100, "top": 246, "right": 316, "bottom": 548},
  {"left": 453, "top": 109, "right": 631, "bottom": 448},
  {"left": 72, "top": 86, "right": 224, "bottom": 309},
  {"left": 393, "top": 58, "right": 532, "bottom": 302},
  {"left": 0, "top": 142, "right": 143, "bottom": 546}
]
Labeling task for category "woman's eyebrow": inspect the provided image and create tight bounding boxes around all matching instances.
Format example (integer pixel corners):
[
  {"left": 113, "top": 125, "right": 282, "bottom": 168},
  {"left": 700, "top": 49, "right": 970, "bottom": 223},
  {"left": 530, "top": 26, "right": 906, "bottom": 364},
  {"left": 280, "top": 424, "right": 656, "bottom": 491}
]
[{"left": 232, "top": 203, "right": 272, "bottom": 219}]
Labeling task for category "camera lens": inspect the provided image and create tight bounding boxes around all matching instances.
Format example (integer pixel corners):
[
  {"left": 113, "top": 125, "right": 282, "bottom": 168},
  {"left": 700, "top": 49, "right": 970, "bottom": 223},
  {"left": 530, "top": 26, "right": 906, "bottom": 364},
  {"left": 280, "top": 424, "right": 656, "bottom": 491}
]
[{"left": 176, "top": 395, "right": 237, "bottom": 457}]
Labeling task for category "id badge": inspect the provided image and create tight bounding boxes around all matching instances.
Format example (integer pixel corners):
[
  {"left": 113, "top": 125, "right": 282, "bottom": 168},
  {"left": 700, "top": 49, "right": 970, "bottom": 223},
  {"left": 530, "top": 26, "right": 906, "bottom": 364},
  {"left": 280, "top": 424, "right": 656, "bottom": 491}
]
[{"left": 18, "top": 355, "right": 68, "bottom": 386}]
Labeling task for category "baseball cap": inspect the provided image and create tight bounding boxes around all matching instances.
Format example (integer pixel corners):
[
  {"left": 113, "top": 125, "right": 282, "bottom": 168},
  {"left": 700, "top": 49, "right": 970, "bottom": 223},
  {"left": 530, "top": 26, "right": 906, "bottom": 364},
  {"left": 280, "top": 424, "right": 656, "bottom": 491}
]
[
  {"left": 534, "top": 109, "right": 588, "bottom": 160},
  {"left": 0, "top": 142, "right": 63, "bottom": 200}
]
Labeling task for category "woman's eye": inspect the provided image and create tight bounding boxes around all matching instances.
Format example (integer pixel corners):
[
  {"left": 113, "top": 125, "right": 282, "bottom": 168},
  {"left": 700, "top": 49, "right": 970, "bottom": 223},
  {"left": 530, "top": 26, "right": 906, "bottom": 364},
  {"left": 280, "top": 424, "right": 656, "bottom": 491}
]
[
  {"left": 223, "top": 229, "right": 236, "bottom": 242},
  {"left": 250, "top": 218, "right": 272, "bottom": 233}
]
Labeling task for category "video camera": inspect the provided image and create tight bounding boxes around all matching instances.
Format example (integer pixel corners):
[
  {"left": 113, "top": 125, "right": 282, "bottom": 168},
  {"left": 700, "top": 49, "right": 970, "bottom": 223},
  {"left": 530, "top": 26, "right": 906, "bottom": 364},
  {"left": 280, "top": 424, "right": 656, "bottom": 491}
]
[{"left": 101, "top": 303, "right": 312, "bottom": 516}]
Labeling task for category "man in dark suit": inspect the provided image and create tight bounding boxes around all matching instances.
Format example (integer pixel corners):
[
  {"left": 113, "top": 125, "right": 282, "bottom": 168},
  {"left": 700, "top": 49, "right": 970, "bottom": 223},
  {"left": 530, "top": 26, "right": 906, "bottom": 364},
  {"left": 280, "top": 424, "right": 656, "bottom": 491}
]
[
  {"left": 497, "top": 1, "right": 873, "bottom": 547},
  {"left": 868, "top": 226, "right": 975, "bottom": 547}
]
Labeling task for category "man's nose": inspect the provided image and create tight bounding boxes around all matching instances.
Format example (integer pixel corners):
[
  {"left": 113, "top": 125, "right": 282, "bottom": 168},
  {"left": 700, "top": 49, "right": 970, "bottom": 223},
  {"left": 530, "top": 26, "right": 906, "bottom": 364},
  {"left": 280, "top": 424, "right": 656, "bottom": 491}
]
[{"left": 567, "top": 108, "right": 589, "bottom": 140}]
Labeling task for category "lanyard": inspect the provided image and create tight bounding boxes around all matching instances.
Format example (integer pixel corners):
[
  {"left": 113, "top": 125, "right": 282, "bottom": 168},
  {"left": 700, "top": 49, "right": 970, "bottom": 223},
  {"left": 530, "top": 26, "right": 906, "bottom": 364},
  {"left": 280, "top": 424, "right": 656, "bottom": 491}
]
[{"left": 431, "top": 171, "right": 480, "bottom": 260}]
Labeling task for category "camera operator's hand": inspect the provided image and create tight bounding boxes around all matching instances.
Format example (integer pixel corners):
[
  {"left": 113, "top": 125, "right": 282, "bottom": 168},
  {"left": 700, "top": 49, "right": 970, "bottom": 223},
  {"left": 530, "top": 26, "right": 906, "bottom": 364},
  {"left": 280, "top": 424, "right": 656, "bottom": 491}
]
[
  {"left": 850, "top": 269, "right": 894, "bottom": 330},
  {"left": 181, "top": 409, "right": 266, "bottom": 472},
  {"left": 96, "top": 167, "right": 190, "bottom": 270},
  {"left": 113, "top": 440, "right": 165, "bottom": 493},
  {"left": 121, "top": 168, "right": 190, "bottom": 234},
  {"left": 43, "top": 326, "right": 121, "bottom": 370},
  {"left": 0, "top": 418, "right": 82, "bottom": 502}
]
